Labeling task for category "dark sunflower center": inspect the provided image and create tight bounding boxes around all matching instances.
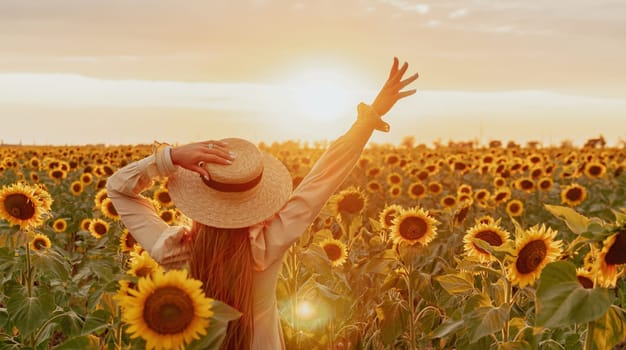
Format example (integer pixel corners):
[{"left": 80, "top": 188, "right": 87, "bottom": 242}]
[
  {"left": 577, "top": 275, "right": 594, "bottom": 289},
  {"left": 384, "top": 210, "right": 397, "bottom": 227},
  {"left": 161, "top": 211, "right": 173, "bottom": 222},
  {"left": 94, "top": 223, "right": 107, "bottom": 235},
  {"left": 399, "top": 216, "right": 428, "bottom": 241},
  {"left": 566, "top": 187, "right": 583, "bottom": 201},
  {"left": 473, "top": 230, "right": 504, "bottom": 254},
  {"left": 476, "top": 191, "right": 487, "bottom": 200},
  {"left": 520, "top": 180, "right": 533, "bottom": 190},
  {"left": 588, "top": 165, "right": 602, "bottom": 176},
  {"left": 443, "top": 197, "right": 456, "bottom": 206},
  {"left": 515, "top": 239, "right": 547, "bottom": 274},
  {"left": 55, "top": 222, "right": 65, "bottom": 230},
  {"left": 390, "top": 175, "right": 401, "bottom": 184},
  {"left": 540, "top": 180, "right": 551, "bottom": 190},
  {"left": 323, "top": 243, "right": 343, "bottom": 261},
  {"left": 106, "top": 202, "right": 118, "bottom": 216},
  {"left": 158, "top": 192, "right": 172, "bottom": 204},
  {"left": 411, "top": 185, "right": 425, "bottom": 196},
  {"left": 125, "top": 233, "right": 137, "bottom": 249},
  {"left": 605, "top": 229, "right": 626, "bottom": 265},
  {"left": 143, "top": 286, "right": 195, "bottom": 335},
  {"left": 135, "top": 266, "right": 154, "bottom": 278},
  {"left": 338, "top": 193, "right": 364, "bottom": 214},
  {"left": 5, "top": 194, "right": 36, "bottom": 220},
  {"left": 33, "top": 238, "right": 47, "bottom": 250},
  {"left": 494, "top": 192, "right": 507, "bottom": 202},
  {"left": 509, "top": 203, "right": 521, "bottom": 213},
  {"left": 72, "top": 183, "right": 82, "bottom": 192}
]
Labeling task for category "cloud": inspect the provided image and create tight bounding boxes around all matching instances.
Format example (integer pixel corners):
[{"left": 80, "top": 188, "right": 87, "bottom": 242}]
[
  {"left": 448, "top": 8, "right": 467, "bottom": 19},
  {"left": 378, "top": 0, "right": 429, "bottom": 14}
]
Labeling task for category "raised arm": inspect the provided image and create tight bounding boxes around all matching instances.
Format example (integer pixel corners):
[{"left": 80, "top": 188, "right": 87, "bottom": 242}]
[
  {"left": 250, "top": 57, "right": 418, "bottom": 268},
  {"left": 106, "top": 140, "right": 233, "bottom": 267}
]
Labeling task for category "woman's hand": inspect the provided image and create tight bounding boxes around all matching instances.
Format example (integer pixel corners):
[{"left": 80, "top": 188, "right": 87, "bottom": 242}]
[
  {"left": 170, "top": 140, "right": 234, "bottom": 180},
  {"left": 371, "top": 57, "right": 419, "bottom": 116}
]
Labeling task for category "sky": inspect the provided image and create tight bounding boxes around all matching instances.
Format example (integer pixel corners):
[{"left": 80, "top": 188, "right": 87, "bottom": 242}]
[{"left": 1, "top": 0, "right": 625, "bottom": 146}]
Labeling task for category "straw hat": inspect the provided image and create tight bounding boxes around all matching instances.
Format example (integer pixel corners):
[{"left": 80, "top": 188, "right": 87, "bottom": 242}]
[{"left": 167, "top": 138, "right": 293, "bottom": 228}]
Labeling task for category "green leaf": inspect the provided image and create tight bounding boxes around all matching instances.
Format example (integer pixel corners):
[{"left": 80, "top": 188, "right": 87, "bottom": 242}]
[
  {"left": 0, "top": 308, "right": 8, "bottom": 329},
  {"left": 468, "top": 305, "right": 509, "bottom": 343},
  {"left": 435, "top": 273, "right": 474, "bottom": 295},
  {"left": 55, "top": 336, "right": 90, "bottom": 350},
  {"left": 428, "top": 318, "right": 464, "bottom": 339},
  {"left": 544, "top": 204, "right": 591, "bottom": 235},
  {"left": 587, "top": 305, "right": 626, "bottom": 350},
  {"left": 81, "top": 309, "right": 111, "bottom": 336},
  {"left": 187, "top": 299, "right": 241, "bottom": 350},
  {"left": 6, "top": 290, "right": 55, "bottom": 337},
  {"left": 536, "top": 261, "right": 612, "bottom": 328}
]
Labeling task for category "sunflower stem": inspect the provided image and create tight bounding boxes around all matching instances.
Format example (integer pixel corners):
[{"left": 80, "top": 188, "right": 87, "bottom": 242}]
[
  {"left": 584, "top": 321, "right": 594, "bottom": 350},
  {"left": 407, "top": 255, "right": 416, "bottom": 350},
  {"left": 502, "top": 277, "right": 512, "bottom": 343},
  {"left": 25, "top": 236, "right": 33, "bottom": 298}
]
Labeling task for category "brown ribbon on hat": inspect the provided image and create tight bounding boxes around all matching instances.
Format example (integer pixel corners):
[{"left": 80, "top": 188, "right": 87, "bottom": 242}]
[{"left": 200, "top": 172, "right": 263, "bottom": 192}]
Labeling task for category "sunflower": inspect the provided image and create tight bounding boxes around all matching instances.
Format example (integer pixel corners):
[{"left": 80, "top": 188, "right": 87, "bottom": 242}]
[
  {"left": 328, "top": 187, "right": 367, "bottom": 217},
  {"left": 89, "top": 218, "right": 109, "bottom": 239},
  {"left": 29, "top": 172, "right": 40, "bottom": 183},
  {"left": 121, "top": 269, "right": 213, "bottom": 350},
  {"left": 80, "top": 218, "right": 92, "bottom": 232},
  {"left": 597, "top": 229, "right": 626, "bottom": 288},
  {"left": 407, "top": 182, "right": 426, "bottom": 200},
  {"left": 70, "top": 180, "right": 84, "bottom": 196},
  {"left": 366, "top": 180, "right": 382, "bottom": 193},
  {"left": 516, "top": 177, "right": 535, "bottom": 193},
  {"left": 537, "top": 177, "right": 553, "bottom": 192},
  {"left": 507, "top": 224, "right": 562, "bottom": 288},
  {"left": 388, "top": 185, "right": 402, "bottom": 198},
  {"left": 94, "top": 188, "right": 108, "bottom": 209},
  {"left": 120, "top": 229, "right": 137, "bottom": 253},
  {"left": 576, "top": 267, "right": 594, "bottom": 289},
  {"left": 367, "top": 167, "right": 382, "bottom": 178},
  {"left": 159, "top": 209, "right": 177, "bottom": 224},
  {"left": 80, "top": 172, "right": 94, "bottom": 185},
  {"left": 319, "top": 238, "right": 348, "bottom": 267},
  {"left": 378, "top": 204, "right": 404, "bottom": 229},
  {"left": 440, "top": 195, "right": 457, "bottom": 209},
  {"left": 493, "top": 176, "right": 506, "bottom": 188},
  {"left": 475, "top": 215, "right": 495, "bottom": 226},
  {"left": 128, "top": 250, "right": 162, "bottom": 278},
  {"left": 560, "top": 183, "right": 587, "bottom": 207},
  {"left": 473, "top": 189, "right": 490, "bottom": 202},
  {"left": 0, "top": 183, "right": 49, "bottom": 229},
  {"left": 457, "top": 184, "right": 473, "bottom": 196},
  {"left": 153, "top": 188, "right": 173, "bottom": 207},
  {"left": 463, "top": 222, "right": 510, "bottom": 263},
  {"left": 506, "top": 199, "right": 524, "bottom": 217},
  {"left": 114, "top": 279, "right": 138, "bottom": 310},
  {"left": 30, "top": 233, "right": 52, "bottom": 252},
  {"left": 390, "top": 207, "right": 439, "bottom": 246},
  {"left": 427, "top": 181, "right": 443, "bottom": 195},
  {"left": 386, "top": 172, "right": 403, "bottom": 187},
  {"left": 492, "top": 187, "right": 512, "bottom": 205},
  {"left": 48, "top": 168, "right": 67, "bottom": 181},
  {"left": 100, "top": 198, "right": 120, "bottom": 221},
  {"left": 584, "top": 161, "right": 606, "bottom": 179},
  {"left": 52, "top": 218, "right": 68, "bottom": 233}
]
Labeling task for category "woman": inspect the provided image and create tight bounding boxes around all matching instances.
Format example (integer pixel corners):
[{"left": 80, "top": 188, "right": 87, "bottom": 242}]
[{"left": 107, "top": 57, "right": 418, "bottom": 349}]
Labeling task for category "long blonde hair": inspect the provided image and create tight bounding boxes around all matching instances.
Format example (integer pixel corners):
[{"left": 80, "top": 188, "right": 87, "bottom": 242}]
[{"left": 189, "top": 222, "right": 254, "bottom": 349}]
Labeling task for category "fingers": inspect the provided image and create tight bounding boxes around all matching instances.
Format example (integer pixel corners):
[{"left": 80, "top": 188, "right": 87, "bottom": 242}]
[
  {"left": 396, "top": 89, "right": 417, "bottom": 100},
  {"left": 398, "top": 72, "right": 419, "bottom": 89},
  {"left": 390, "top": 61, "right": 409, "bottom": 83},
  {"left": 387, "top": 57, "right": 399, "bottom": 80}
]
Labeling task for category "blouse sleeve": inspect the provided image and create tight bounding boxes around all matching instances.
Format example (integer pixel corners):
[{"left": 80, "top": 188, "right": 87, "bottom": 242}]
[
  {"left": 106, "top": 146, "right": 190, "bottom": 267},
  {"left": 249, "top": 103, "right": 382, "bottom": 270}
]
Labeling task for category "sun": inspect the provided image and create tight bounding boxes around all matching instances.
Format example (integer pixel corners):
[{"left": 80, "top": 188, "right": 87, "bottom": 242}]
[{"left": 279, "top": 63, "right": 366, "bottom": 122}]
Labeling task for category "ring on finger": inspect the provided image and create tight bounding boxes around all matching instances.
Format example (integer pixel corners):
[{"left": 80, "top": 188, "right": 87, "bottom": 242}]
[
  {"left": 207, "top": 143, "right": 214, "bottom": 149},
  {"left": 198, "top": 161, "right": 206, "bottom": 167}
]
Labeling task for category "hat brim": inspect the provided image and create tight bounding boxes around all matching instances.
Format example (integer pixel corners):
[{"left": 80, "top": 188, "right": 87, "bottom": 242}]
[{"left": 167, "top": 152, "right": 293, "bottom": 228}]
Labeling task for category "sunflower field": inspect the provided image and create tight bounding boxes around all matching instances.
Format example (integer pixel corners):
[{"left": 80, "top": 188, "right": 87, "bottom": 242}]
[{"left": 0, "top": 139, "right": 625, "bottom": 349}]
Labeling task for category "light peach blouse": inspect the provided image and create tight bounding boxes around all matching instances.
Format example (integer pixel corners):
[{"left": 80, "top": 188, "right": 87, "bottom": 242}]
[{"left": 106, "top": 108, "right": 379, "bottom": 349}]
